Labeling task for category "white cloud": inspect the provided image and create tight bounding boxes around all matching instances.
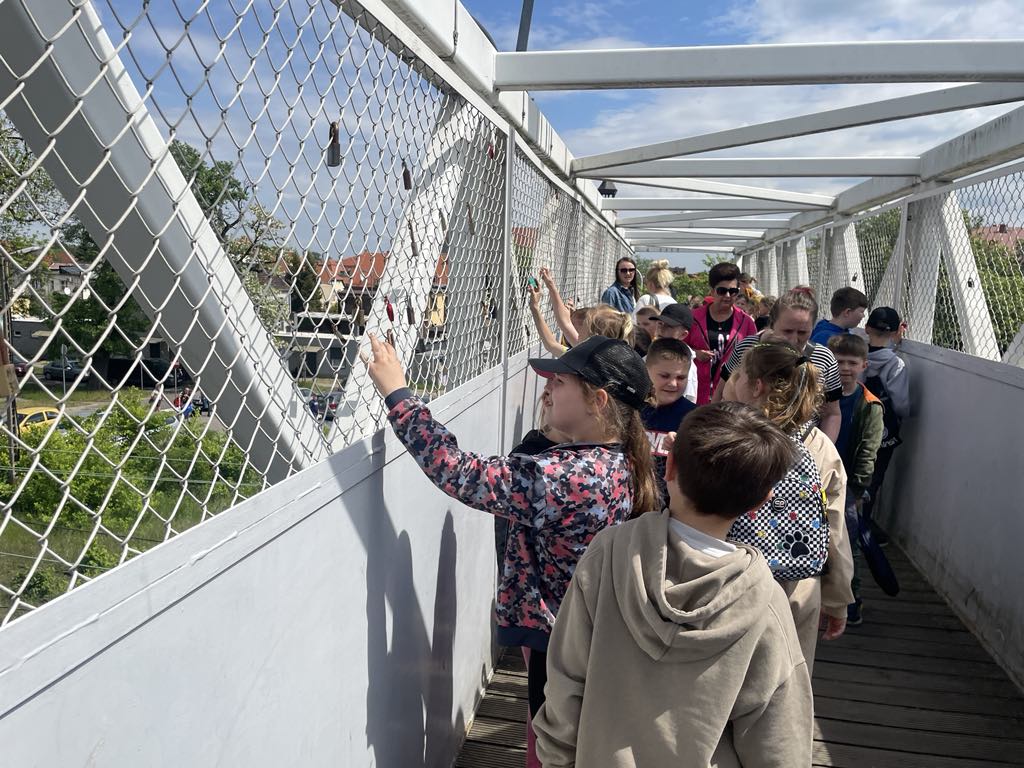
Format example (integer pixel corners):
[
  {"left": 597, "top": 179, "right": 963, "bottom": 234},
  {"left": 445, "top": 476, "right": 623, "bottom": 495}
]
[{"left": 552, "top": 0, "right": 1024, "bottom": 200}]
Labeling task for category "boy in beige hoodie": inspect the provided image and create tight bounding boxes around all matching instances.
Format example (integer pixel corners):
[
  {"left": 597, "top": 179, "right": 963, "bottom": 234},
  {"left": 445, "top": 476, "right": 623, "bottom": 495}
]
[{"left": 534, "top": 403, "right": 813, "bottom": 768}]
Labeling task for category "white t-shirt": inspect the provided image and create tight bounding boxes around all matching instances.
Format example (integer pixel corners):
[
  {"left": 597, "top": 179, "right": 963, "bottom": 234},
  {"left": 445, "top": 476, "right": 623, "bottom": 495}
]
[
  {"left": 668, "top": 518, "right": 737, "bottom": 558},
  {"left": 684, "top": 345, "right": 698, "bottom": 403},
  {"left": 636, "top": 293, "right": 676, "bottom": 312}
]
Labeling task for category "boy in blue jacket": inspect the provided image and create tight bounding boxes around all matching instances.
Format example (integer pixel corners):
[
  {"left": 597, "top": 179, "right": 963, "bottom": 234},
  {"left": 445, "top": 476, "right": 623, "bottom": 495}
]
[{"left": 642, "top": 338, "right": 697, "bottom": 508}]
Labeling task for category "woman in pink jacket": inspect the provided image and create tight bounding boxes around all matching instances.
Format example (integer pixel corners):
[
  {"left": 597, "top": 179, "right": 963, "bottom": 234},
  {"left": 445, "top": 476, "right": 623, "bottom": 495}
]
[{"left": 684, "top": 262, "right": 757, "bottom": 404}]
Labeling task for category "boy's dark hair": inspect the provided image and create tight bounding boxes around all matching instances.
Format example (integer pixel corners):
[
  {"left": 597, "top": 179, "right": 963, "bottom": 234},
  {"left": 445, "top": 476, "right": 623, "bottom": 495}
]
[
  {"left": 827, "top": 333, "right": 869, "bottom": 361},
  {"left": 631, "top": 326, "right": 653, "bottom": 356},
  {"left": 672, "top": 402, "right": 797, "bottom": 520},
  {"left": 708, "top": 262, "right": 740, "bottom": 288},
  {"left": 830, "top": 286, "right": 869, "bottom": 317},
  {"left": 635, "top": 305, "right": 661, "bottom": 319},
  {"left": 646, "top": 337, "right": 692, "bottom": 365}
]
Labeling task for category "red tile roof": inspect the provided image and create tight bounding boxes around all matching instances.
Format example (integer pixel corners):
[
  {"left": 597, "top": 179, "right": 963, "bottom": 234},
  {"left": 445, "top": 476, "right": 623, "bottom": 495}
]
[
  {"left": 323, "top": 250, "right": 449, "bottom": 291},
  {"left": 975, "top": 224, "right": 1024, "bottom": 249}
]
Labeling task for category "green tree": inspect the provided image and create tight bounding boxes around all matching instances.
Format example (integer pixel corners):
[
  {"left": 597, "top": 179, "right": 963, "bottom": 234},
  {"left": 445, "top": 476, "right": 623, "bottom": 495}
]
[
  {"left": 287, "top": 252, "right": 324, "bottom": 313},
  {"left": 168, "top": 140, "right": 248, "bottom": 245},
  {"left": 0, "top": 111, "right": 67, "bottom": 243},
  {"left": 46, "top": 222, "right": 150, "bottom": 377}
]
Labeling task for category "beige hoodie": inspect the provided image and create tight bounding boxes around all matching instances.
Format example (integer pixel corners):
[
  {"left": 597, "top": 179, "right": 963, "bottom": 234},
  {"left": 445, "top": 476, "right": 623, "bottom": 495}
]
[{"left": 534, "top": 510, "right": 812, "bottom": 768}]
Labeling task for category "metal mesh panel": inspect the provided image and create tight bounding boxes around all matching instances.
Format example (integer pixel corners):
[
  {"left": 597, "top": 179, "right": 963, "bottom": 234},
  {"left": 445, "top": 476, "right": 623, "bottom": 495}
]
[
  {"left": 508, "top": 145, "right": 625, "bottom": 356},
  {"left": 0, "top": 0, "right": 631, "bottom": 624},
  {"left": 767, "top": 169, "right": 1024, "bottom": 368}
]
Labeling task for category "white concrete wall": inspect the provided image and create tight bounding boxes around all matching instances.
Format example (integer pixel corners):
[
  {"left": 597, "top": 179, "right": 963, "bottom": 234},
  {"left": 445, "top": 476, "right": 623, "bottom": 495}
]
[
  {"left": 0, "top": 350, "right": 545, "bottom": 768},
  {"left": 880, "top": 341, "right": 1024, "bottom": 689}
]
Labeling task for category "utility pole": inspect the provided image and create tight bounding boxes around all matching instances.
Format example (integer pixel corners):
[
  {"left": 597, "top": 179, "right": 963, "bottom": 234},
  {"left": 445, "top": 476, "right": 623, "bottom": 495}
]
[{"left": 516, "top": 0, "right": 535, "bottom": 52}]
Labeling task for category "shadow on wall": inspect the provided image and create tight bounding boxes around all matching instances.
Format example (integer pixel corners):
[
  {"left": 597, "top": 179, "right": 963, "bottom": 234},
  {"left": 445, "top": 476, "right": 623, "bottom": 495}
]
[{"left": 363, "top": 506, "right": 466, "bottom": 768}]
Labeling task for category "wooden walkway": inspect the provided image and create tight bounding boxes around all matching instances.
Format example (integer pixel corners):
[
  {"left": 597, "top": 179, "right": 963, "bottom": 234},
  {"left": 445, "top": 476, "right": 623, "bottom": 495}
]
[{"left": 457, "top": 547, "right": 1024, "bottom": 767}]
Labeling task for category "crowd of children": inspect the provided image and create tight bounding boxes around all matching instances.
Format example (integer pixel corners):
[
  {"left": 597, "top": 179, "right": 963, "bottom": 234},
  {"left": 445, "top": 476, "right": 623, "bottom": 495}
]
[{"left": 363, "top": 260, "right": 910, "bottom": 767}]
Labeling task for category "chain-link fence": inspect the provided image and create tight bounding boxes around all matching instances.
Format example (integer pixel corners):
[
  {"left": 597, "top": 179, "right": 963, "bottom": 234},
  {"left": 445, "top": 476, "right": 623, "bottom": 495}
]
[
  {"left": 0, "top": 0, "right": 627, "bottom": 624},
  {"left": 764, "top": 166, "right": 1024, "bottom": 368}
]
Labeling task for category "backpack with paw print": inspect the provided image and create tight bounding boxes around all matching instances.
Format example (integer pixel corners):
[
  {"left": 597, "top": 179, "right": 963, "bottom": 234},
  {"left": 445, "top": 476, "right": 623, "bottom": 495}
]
[{"left": 728, "top": 421, "right": 830, "bottom": 581}]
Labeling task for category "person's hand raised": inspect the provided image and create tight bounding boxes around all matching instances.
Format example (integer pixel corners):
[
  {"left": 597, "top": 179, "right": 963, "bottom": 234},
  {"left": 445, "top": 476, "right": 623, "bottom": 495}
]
[
  {"left": 539, "top": 266, "right": 556, "bottom": 289},
  {"left": 364, "top": 333, "right": 408, "bottom": 398},
  {"left": 527, "top": 281, "right": 541, "bottom": 310}
]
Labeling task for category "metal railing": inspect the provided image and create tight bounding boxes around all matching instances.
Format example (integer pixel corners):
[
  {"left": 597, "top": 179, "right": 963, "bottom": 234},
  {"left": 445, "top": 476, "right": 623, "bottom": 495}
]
[{"left": 0, "top": 0, "right": 626, "bottom": 624}]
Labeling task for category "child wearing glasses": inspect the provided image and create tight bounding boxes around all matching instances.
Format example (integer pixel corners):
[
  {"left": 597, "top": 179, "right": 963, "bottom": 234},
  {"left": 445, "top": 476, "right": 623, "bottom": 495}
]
[{"left": 683, "top": 262, "right": 757, "bottom": 404}]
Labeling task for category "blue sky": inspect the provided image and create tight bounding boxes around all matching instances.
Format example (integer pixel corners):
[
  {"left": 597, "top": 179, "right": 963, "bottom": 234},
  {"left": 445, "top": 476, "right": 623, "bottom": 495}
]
[{"left": 462, "top": 0, "right": 1023, "bottom": 268}]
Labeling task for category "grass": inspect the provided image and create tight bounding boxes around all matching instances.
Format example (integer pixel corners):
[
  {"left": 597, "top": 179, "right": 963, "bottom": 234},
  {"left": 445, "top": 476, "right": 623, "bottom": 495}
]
[
  {"left": 0, "top": 478, "right": 263, "bottom": 621},
  {"left": 15, "top": 381, "right": 115, "bottom": 408}
]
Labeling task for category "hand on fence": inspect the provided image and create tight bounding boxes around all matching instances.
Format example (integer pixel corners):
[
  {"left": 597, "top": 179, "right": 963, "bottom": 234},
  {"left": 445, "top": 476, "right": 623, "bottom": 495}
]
[{"left": 364, "top": 333, "right": 408, "bottom": 399}]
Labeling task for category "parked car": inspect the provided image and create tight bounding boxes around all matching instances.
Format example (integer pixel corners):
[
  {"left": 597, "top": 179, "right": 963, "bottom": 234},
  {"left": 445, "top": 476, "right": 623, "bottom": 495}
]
[
  {"left": 12, "top": 360, "right": 28, "bottom": 378},
  {"left": 42, "top": 359, "right": 92, "bottom": 383},
  {"left": 323, "top": 391, "right": 345, "bottom": 421},
  {"left": 16, "top": 407, "right": 60, "bottom": 431},
  {"left": 192, "top": 391, "right": 211, "bottom": 415}
]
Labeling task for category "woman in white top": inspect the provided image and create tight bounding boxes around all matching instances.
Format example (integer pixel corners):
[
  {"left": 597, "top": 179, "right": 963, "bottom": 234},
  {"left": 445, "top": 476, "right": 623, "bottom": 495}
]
[{"left": 635, "top": 260, "right": 676, "bottom": 312}]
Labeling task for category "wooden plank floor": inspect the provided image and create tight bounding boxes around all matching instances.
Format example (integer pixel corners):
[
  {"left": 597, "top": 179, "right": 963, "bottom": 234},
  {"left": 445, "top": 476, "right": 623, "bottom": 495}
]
[{"left": 457, "top": 547, "right": 1024, "bottom": 767}]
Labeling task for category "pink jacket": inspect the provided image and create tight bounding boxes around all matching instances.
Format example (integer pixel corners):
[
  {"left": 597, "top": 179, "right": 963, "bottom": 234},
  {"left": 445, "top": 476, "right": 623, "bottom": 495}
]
[{"left": 685, "top": 306, "right": 757, "bottom": 404}]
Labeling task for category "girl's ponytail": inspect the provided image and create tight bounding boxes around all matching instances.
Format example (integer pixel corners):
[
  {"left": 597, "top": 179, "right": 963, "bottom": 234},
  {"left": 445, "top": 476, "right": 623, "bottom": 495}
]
[
  {"left": 742, "top": 341, "right": 822, "bottom": 433},
  {"left": 582, "top": 381, "right": 659, "bottom": 517}
]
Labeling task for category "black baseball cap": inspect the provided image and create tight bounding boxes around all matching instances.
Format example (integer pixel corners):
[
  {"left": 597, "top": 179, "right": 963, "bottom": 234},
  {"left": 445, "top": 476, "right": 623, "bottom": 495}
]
[
  {"left": 866, "top": 307, "right": 901, "bottom": 332},
  {"left": 656, "top": 303, "right": 694, "bottom": 329},
  {"left": 529, "top": 336, "right": 651, "bottom": 410}
]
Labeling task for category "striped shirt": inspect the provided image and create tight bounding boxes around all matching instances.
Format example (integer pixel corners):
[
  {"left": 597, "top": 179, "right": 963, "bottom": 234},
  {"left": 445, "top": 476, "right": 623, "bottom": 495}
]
[{"left": 721, "top": 333, "right": 843, "bottom": 402}]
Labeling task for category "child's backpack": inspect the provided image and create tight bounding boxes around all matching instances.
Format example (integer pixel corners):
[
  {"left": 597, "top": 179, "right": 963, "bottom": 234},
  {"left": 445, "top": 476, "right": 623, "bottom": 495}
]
[
  {"left": 728, "top": 421, "right": 830, "bottom": 581},
  {"left": 864, "top": 374, "right": 903, "bottom": 449}
]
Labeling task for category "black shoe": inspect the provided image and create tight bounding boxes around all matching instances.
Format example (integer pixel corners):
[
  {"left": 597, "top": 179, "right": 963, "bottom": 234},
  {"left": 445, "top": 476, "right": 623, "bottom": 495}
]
[
  {"left": 847, "top": 599, "right": 864, "bottom": 626},
  {"left": 871, "top": 523, "right": 890, "bottom": 547}
]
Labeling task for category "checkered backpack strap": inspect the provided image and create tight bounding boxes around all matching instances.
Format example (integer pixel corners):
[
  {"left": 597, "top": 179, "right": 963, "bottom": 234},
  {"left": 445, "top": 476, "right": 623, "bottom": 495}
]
[{"left": 727, "top": 423, "right": 830, "bottom": 581}]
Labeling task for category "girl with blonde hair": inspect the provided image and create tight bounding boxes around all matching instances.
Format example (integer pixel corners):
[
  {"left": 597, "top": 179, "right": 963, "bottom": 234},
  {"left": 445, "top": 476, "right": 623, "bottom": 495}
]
[{"left": 636, "top": 259, "right": 677, "bottom": 312}]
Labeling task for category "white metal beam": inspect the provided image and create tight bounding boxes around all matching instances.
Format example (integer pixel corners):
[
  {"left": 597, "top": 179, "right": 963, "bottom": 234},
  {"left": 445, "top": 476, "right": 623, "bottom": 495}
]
[
  {"left": 604, "top": 198, "right": 825, "bottom": 212},
  {"left": 608, "top": 177, "right": 835, "bottom": 206},
  {"left": 497, "top": 41, "right": 1024, "bottom": 90},
  {"left": 614, "top": 212, "right": 793, "bottom": 226},
  {"left": 572, "top": 83, "right": 1024, "bottom": 173},
  {"left": 633, "top": 245, "right": 737, "bottom": 253},
  {"left": 617, "top": 217, "right": 789, "bottom": 230},
  {"left": 773, "top": 102, "right": 1024, "bottom": 245},
  {"left": 586, "top": 157, "right": 922, "bottom": 178},
  {"left": 626, "top": 228, "right": 764, "bottom": 238}
]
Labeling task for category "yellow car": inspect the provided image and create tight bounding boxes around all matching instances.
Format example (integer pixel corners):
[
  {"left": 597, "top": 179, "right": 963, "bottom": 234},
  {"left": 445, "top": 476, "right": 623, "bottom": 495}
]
[{"left": 16, "top": 407, "right": 60, "bottom": 431}]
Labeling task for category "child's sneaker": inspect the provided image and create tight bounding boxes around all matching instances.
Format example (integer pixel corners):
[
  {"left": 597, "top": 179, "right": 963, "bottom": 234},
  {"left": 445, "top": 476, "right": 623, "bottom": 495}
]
[
  {"left": 871, "top": 522, "right": 890, "bottom": 547},
  {"left": 847, "top": 599, "right": 864, "bottom": 626}
]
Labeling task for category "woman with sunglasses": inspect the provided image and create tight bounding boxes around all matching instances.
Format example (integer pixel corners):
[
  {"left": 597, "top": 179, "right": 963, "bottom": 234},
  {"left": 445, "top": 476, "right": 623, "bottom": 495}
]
[
  {"left": 684, "top": 262, "right": 757, "bottom": 404},
  {"left": 601, "top": 256, "right": 641, "bottom": 314}
]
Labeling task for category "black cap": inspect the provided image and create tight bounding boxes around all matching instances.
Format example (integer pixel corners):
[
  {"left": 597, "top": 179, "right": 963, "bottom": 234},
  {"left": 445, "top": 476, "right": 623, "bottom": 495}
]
[
  {"left": 529, "top": 336, "right": 651, "bottom": 410},
  {"left": 866, "top": 306, "right": 901, "bottom": 332},
  {"left": 656, "top": 303, "right": 693, "bottom": 329}
]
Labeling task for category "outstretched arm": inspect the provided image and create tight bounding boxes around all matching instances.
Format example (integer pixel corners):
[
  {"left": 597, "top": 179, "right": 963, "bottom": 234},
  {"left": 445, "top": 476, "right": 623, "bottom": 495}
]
[
  {"left": 528, "top": 282, "right": 566, "bottom": 357},
  {"left": 541, "top": 267, "right": 580, "bottom": 347}
]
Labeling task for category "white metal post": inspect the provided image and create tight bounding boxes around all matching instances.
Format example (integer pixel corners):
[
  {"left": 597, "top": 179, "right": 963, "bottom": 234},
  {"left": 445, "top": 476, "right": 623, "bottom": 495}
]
[
  {"left": 936, "top": 191, "right": 1000, "bottom": 360},
  {"left": 828, "top": 223, "right": 864, "bottom": 301},
  {"left": 499, "top": 124, "right": 515, "bottom": 452},
  {"left": 765, "top": 244, "right": 781, "bottom": 296},
  {"left": 905, "top": 198, "right": 942, "bottom": 343},
  {"left": 793, "top": 236, "right": 811, "bottom": 287}
]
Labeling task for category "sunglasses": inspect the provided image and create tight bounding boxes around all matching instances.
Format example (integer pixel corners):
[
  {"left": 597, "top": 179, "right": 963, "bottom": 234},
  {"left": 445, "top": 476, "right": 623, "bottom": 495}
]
[
  {"left": 618, "top": 267, "right": 636, "bottom": 274},
  {"left": 715, "top": 286, "right": 740, "bottom": 296}
]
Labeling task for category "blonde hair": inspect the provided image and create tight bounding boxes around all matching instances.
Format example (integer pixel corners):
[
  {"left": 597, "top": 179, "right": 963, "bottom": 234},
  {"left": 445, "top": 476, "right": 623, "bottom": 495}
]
[
  {"left": 645, "top": 259, "right": 674, "bottom": 292},
  {"left": 770, "top": 286, "right": 819, "bottom": 327},
  {"left": 742, "top": 341, "right": 823, "bottom": 434},
  {"left": 586, "top": 303, "right": 633, "bottom": 340},
  {"left": 581, "top": 380, "right": 659, "bottom": 517}
]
